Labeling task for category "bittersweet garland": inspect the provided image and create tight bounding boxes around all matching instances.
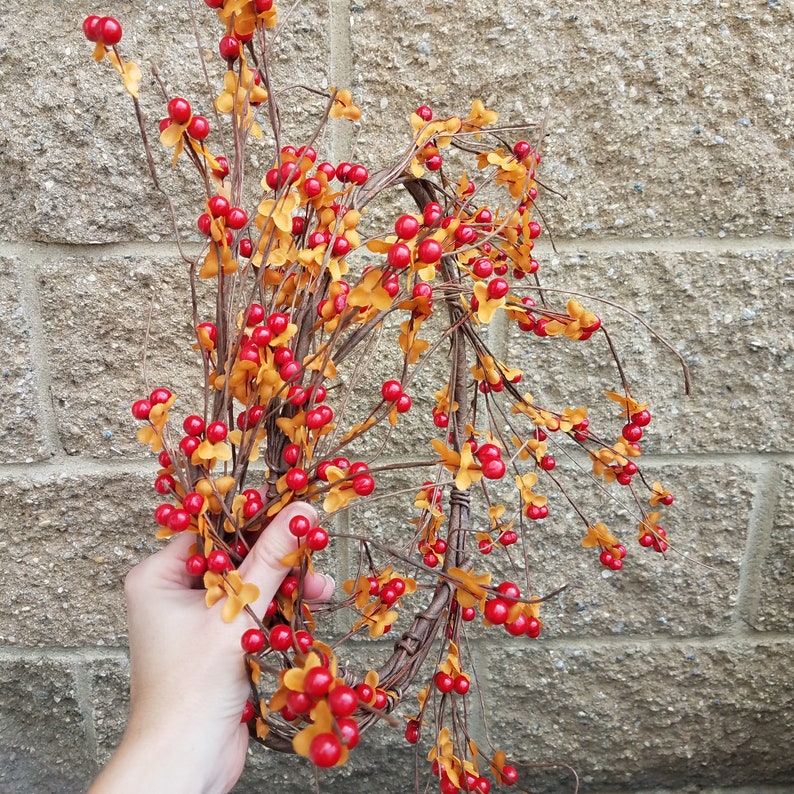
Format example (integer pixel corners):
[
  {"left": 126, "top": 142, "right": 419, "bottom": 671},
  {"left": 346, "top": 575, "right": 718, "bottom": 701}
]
[{"left": 85, "top": 4, "right": 687, "bottom": 790}]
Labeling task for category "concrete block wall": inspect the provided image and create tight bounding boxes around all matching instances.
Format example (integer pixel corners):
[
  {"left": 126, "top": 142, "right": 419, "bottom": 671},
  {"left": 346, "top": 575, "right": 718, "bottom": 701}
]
[{"left": 1, "top": 1, "right": 792, "bottom": 792}]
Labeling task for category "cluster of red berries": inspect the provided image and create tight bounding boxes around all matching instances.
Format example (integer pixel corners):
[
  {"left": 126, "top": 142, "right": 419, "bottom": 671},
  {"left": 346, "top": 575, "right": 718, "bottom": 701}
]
[
  {"left": 639, "top": 525, "right": 669, "bottom": 554},
  {"left": 431, "top": 760, "right": 518, "bottom": 794},
  {"left": 159, "top": 96, "right": 211, "bottom": 140},
  {"left": 82, "top": 15, "right": 122, "bottom": 46},
  {"left": 482, "top": 581, "right": 542, "bottom": 639}
]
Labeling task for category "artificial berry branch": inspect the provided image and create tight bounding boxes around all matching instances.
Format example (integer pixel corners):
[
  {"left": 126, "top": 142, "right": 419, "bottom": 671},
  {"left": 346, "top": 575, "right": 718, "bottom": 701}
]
[{"left": 85, "top": 2, "right": 689, "bottom": 790}]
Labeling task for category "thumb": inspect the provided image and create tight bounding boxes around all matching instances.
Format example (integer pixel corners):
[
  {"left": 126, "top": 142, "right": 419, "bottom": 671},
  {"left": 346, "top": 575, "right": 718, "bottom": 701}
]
[{"left": 238, "top": 502, "right": 318, "bottom": 618}]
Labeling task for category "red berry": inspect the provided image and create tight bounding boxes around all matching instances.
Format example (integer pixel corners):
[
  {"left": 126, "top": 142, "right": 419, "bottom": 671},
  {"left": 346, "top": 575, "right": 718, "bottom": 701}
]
[
  {"left": 83, "top": 15, "right": 103, "bottom": 42},
  {"left": 505, "top": 613, "right": 529, "bottom": 636},
  {"left": 513, "top": 140, "right": 531, "bottom": 159},
  {"left": 387, "top": 242, "right": 411, "bottom": 269},
  {"left": 332, "top": 236, "right": 351, "bottom": 256},
  {"left": 405, "top": 720, "right": 421, "bottom": 744},
  {"left": 240, "top": 701, "right": 256, "bottom": 723},
  {"left": 540, "top": 455, "right": 556, "bottom": 471},
  {"left": 154, "top": 503, "right": 174, "bottom": 526},
  {"left": 501, "top": 765, "right": 519, "bottom": 786},
  {"left": 423, "top": 202, "right": 443, "bottom": 226},
  {"left": 206, "top": 421, "right": 228, "bottom": 443},
  {"left": 285, "top": 467, "right": 308, "bottom": 491},
  {"left": 207, "top": 549, "right": 232, "bottom": 573},
  {"left": 178, "top": 436, "right": 200, "bottom": 456},
  {"left": 481, "top": 458, "right": 506, "bottom": 480},
  {"left": 348, "top": 164, "right": 369, "bottom": 185},
  {"left": 279, "top": 575, "right": 299, "bottom": 597},
  {"left": 352, "top": 473, "right": 375, "bottom": 496},
  {"left": 425, "top": 154, "right": 443, "bottom": 170},
  {"left": 181, "top": 414, "right": 204, "bottom": 436},
  {"left": 528, "top": 221, "right": 542, "bottom": 239},
  {"left": 453, "top": 675, "right": 470, "bottom": 695},
  {"left": 484, "top": 598, "right": 510, "bottom": 624},
  {"left": 337, "top": 717, "right": 360, "bottom": 749},
  {"left": 461, "top": 606, "right": 476, "bottom": 621},
  {"left": 395, "top": 393, "right": 412, "bottom": 413},
  {"left": 294, "top": 630, "right": 314, "bottom": 653},
  {"left": 226, "top": 207, "right": 248, "bottom": 230},
  {"left": 381, "top": 379, "right": 403, "bottom": 401},
  {"left": 304, "top": 666, "right": 334, "bottom": 698},
  {"left": 187, "top": 115, "right": 210, "bottom": 140},
  {"left": 151, "top": 474, "right": 173, "bottom": 497},
  {"left": 182, "top": 492, "right": 205, "bottom": 515},
  {"left": 219, "top": 35, "right": 240, "bottom": 60},
  {"left": 98, "top": 16, "right": 122, "bottom": 45},
  {"left": 241, "top": 628, "right": 266, "bottom": 654},
  {"left": 622, "top": 423, "right": 643, "bottom": 442},
  {"left": 471, "top": 257, "right": 493, "bottom": 278},
  {"left": 394, "top": 214, "right": 420, "bottom": 239},
  {"left": 167, "top": 97, "right": 192, "bottom": 124},
  {"left": 185, "top": 553, "right": 207, "bottom": 576},
  {"left": 355, "top": 683, "right": 374, "bottom": 704},
  {"left": 486, "top": 278, "right": 509, "bottom": 300},
  {"left": 434, "top": 671, "right": 454, "bottom": 693},
  {"left": 631, "top": 409, "right": 652, "bottom": 427},
  {"left": 131, "top": 399, "right": 152, "bottom": 420},
  {"left": 476, "top": 443, "right": 501, "bottom": 462},
  {"left": 267, "top": 312, "right": 290, "bottom": 335},
  {"left": 149, "top": 388, "right": 172, "bottom": 405},
  {"left": 499, "top": 529, "right": 518, "bottom": 546},
  {"left": 268, "top": 625, "right": 292, "bottom": 651},
  {"left": 306, "top": 526, "right": 329, "bottom": 551},
  {"left": 335, "top": 162, "right": 352, "bottom": 182},
  {"left": 167, "top": 508, "right": 191, "bottom": 532},
  {"left": 417, "top": 238, "right": 442, "bottom": 264},
  {"left": 287, "top": 690, "right": 313, "bottom": 715},
  {"left": 327, "top": 684, "right": 358, "bottom": 717},
  {"left": 415, "top": 105, "right": 433, "bottom": 121},
  {"left": 208, "top": 195, "right": 230, "bottom": 218}
]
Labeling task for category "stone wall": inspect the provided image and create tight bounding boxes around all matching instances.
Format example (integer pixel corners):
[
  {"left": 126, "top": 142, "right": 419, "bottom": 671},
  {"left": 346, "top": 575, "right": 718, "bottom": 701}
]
[{"left": 1, "top": 1, "right": 792, "bottom": 792}]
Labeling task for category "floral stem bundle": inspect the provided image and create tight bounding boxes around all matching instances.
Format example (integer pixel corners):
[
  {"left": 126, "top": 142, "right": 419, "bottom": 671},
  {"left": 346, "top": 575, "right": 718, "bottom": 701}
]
[{"left": 84, "top": 3, "right": 686, "bottom": 789}]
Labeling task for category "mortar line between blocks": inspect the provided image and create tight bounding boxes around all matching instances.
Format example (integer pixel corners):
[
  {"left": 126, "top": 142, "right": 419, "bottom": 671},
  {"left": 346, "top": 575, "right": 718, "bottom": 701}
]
[
  {"left": 17, "top": 255, "right": 65, "bottom": 459},
  {"left": 732, "top": 458, "right": 781, "bottom": 632},
  {"left": 328, "top": 0, "right": 353, "bottom": 165},
  {"left": 74, "top": 660, "right": 100, "bottom": 769},
  {"left": 4, "top": 234, "right": 794, "bottom": 263}
]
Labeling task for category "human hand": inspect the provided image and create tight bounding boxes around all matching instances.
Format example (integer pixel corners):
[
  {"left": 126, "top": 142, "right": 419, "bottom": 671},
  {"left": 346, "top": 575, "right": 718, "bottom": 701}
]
[{"left": 89, "top": 502, "right": 334, "bottom": 794}]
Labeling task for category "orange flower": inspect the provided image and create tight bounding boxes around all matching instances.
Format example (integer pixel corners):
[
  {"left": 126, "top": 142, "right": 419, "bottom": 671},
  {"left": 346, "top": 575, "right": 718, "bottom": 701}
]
[
  {"left": 461, "top": 99, "right": 498, "bottom": 135},
  {"left": 329, "top": 88, "right": 361, "bottom": 121},
  {"left": 204, "top": 569, "right": 260, "bottom": 622},
  {"left": 430, "top": 439, "right": 482, "bottom": 491},
  {"left": 446, "top": 567, "right": 492, "bottom": 611},
  {"left": 604, "top": 390, "right": 649, "bottom": 418},
  {"left": 581, "top": 522, "right": 618, "bottom": 551}
]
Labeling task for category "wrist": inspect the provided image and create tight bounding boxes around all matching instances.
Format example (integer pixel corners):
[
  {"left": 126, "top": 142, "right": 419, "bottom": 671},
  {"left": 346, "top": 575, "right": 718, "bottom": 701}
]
[{"left": 89, "top": 717, "right": 243, "bottom": 794}]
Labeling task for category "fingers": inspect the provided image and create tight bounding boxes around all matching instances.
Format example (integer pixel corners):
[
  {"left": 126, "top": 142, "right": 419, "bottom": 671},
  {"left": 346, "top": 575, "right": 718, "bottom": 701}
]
[
  {"left": 238, "top": 502, "right": 318, "bottom": 618},
  {"left": 302, "top": 570, "right": 336, "bottom": 602},
  {"left": 126, "top": 532, "right": 198, "bottom": 597}
]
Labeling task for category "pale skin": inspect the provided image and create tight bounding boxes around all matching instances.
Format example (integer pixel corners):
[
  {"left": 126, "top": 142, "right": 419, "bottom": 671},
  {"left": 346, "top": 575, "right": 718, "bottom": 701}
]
[{"left": 90, "top": 503, "right": 334, "bottom": 794}]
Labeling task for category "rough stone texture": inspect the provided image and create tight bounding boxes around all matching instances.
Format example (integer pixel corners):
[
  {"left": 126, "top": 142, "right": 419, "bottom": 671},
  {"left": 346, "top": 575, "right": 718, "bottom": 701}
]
[
  {"left": 0, "top": 656, "right": 96, "bottom": 794},
  {"left": 36, "top": 252, "right": 207, "bottom": 458},
  {"left": 85, "top": 655, "right": 130, "bottom": 765},
  {"left": 0, "top": 469, "right": 156, "bottom": 648},
  {"left": 1, "top": 0, "right": 793, "bottom": 792},
  {"left": 485, "top": 638, "right": 794, "bottom": 791},
  {"left": 0, "top": 257, "right": 50, "bottom": 462},
  {"left": 504, "top": 247, "right": 794, "bottom": 454},
  {"left": 351, "top": 2, "right": 794, "bottom": 239},
  {"left": 0, "top": 1, "right": 331, "bottom": 244}
]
